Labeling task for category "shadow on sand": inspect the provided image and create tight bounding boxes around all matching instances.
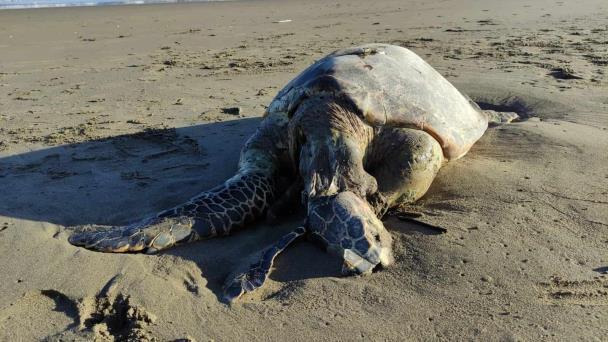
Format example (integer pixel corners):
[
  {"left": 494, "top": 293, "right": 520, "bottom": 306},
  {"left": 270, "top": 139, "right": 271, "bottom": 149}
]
[
  {"left": 0, "top": 119, "right": 261, "bottom": 227},
  {"left": 0, "top": 117, "right": 446, "bottom": 300},
  {"left": 0, "top": 118, "right": 344, "bottom": 300}
]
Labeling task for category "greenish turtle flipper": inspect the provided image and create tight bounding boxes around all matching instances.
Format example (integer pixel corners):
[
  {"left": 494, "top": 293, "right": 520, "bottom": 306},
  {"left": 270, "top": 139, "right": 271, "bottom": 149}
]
[
  {"left": 222, "top": 226, "right": 306, "bottom": 302},
  {"left": 69, "top": 216, "right": 196, "bottom": 253}
]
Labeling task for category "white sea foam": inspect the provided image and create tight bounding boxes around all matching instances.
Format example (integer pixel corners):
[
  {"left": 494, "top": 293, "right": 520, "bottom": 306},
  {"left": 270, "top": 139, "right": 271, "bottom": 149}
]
[{"left": 0, "top": 0, "right": 224, "bottom": 10}]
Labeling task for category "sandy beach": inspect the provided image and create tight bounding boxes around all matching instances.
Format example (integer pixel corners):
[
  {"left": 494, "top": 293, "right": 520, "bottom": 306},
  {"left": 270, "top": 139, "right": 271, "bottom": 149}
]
[{"left": 0, "top": 0, "right": 607, "bottom": 340}]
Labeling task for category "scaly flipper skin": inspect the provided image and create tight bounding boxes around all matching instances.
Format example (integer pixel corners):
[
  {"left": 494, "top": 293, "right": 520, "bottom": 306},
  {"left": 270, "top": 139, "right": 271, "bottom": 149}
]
[
  {"left": 69, "top": 172, "right": 276, "bottom": 253},
  {"left": 69, "top": 216, "right": 196, "bottom": 253},
  {"left": 222, "top": 226, "right": 306, "bottom": 302}
]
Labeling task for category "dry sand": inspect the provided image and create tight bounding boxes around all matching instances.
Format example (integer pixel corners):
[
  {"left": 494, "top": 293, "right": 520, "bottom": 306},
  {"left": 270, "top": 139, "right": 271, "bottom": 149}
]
[{"left": 0, "top": 0, "right": 607, "bottom": 340}]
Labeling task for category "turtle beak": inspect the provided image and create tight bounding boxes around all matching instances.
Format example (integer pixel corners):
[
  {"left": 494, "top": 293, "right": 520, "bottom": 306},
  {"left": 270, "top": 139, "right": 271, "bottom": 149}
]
[{"left": 341, "top": 212, "right": 394, "bottom": 275}]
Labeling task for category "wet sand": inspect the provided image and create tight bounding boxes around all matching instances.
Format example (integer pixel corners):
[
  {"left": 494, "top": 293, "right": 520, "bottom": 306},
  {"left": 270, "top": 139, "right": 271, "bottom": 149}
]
[{"left": 0, "top": 0, "right": 607, "bottom": 340}]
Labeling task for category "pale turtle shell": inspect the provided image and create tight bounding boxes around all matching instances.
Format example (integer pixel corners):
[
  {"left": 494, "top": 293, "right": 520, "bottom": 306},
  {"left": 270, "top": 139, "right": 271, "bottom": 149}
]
[{"left": 267, "top": 43, "right": 488, "bottom": 160}]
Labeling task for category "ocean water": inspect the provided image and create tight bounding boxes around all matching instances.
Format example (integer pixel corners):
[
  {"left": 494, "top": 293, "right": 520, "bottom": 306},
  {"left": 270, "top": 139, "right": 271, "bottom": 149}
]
[{"left": 0, "top": 0, "right": 219, "bottom": 9}]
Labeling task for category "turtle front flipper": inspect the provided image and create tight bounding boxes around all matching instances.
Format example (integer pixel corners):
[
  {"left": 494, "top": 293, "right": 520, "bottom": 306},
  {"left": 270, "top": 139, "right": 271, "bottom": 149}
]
[
  {"left": 69, "top": 171, "right": 277, "bottom": 253},
  {"left": 68, "top": 109, "right": 291, "bottom": 254},
  {"left": 222, "top": 226, "right": 306, "bottom": 303},
  {"left": 69, "top": 216, "right": 197, "bottom": 253}
]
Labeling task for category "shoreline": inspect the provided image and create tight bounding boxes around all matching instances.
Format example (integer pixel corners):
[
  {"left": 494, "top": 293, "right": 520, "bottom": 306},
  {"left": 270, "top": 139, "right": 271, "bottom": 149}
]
[{"left": 0, "top": 0, "right": 235, "bottom": 11}]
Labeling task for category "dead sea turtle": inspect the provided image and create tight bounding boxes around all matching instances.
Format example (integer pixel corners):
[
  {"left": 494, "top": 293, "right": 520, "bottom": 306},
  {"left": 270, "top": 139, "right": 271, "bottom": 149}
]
[{"left": 69, "top": 44, "right": 517, "bottom": 302}]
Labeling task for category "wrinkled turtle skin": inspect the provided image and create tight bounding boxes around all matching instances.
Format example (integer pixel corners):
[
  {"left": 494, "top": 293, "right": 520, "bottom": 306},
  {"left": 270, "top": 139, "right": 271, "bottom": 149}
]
[{"left": 69, "top": 44, "right": 516, "bottom": 303}]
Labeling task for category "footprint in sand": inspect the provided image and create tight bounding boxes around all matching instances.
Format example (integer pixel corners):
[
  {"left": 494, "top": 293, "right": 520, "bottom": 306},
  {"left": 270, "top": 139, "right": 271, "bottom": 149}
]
[
  {"left": 539, "top": 275, "right": 608, "bottom": 305},
  {"left": 0, "top": 275, "right": 157, "bottom": 341}
]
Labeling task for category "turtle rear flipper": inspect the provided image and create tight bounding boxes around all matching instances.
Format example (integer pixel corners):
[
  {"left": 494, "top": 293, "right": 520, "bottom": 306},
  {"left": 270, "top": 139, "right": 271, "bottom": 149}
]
[
  {"left": 483, "top": 109, "right": 520, "bottom": 127},
  {"left": 222, "top": 226, "right": 306, "bottom": 303}
]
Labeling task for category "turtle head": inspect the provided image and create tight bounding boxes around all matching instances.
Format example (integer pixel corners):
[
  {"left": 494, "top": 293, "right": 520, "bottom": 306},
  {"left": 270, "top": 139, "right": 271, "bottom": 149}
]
[{"left": 307, "top": 191, "right": 394, "bottom": 275}]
